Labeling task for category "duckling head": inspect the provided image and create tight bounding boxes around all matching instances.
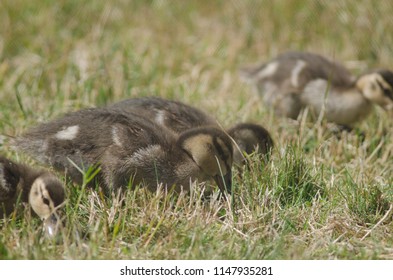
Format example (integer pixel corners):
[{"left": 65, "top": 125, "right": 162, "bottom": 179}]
[
  {"left": 356, "top": 69, "right": 393, "bottom": 110},
  {"left": 178, "top": 127, "right": 233, "bottom": 196},
  {"left": 227, "top": 123, "right": 274, "bottom": 166},
  {"left": 28, "top": 173, "right": 65, "bottom": 236}
]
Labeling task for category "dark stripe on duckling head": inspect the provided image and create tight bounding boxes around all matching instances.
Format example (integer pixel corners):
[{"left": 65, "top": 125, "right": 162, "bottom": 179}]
[
  {"left": 377, "top": 70, "right": 393, "bottom": 100},
  {"left": 204, "top": 128, "right": 233, "bottom": 195},
  {"left": 39, "top": 174, "right": 65, "bottom": 207},
  {"left": 376, "top": 79, "right": 393, "bottom": 101},
  {"left": 177, "top": 126, "right": 233, "bottom": 174},
  {"left": 42, "top": 196, "right": 50, "bottom": 206},
  {"left": 39, "top": 184, "right": 52, "bottom": 213},
  {"left": 212, "top": 135, "right": 232, "bottom": 173}
]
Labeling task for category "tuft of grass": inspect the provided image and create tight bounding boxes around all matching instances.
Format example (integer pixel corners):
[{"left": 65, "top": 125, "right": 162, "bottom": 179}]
[
  {"left": 339, "top": 172, "right": 391, "bottom": 225},
  {"left": 272, "top": 147, "right": 325, "bottom": 207}
]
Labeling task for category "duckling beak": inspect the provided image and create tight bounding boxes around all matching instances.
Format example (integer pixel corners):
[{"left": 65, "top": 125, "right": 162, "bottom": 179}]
[
  {"left": 43, "top": 213, "right": 61, "bottom": 238},
  {"left": 214, "top": 171, "right": 232, "bottom": 197}
]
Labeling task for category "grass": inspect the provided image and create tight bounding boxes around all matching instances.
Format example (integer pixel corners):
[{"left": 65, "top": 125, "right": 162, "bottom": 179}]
[{"left": 0, "top": 0, "right": 393, "bottom": 259}]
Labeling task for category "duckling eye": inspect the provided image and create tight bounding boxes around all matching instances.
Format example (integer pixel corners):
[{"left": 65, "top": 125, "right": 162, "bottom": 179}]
[
  {"left": 376, "top": 80, "right": 391, "bottom": 97},
  {"left": 42, "top": 197, "right": 50, "bottom": 206},
  {"left": 383, "top": 88, "right": 393, "bottom": 99}
]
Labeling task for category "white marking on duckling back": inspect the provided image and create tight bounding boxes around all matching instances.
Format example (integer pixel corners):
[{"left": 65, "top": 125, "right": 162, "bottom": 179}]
[
  {"left": 291, "top": 60, "right": 306, "bottom": 87},
  {"left": 256, "top": 62, "right": 278, "bottom": 80},
  {"left": 55, "top": 125, "right": 79, "bottom": 140},
  {"left": 155, "top": 110, "right": 166, "bottom": 126},
  {"left": 112, "top": 126, "right": 122, "bottom": 147}
]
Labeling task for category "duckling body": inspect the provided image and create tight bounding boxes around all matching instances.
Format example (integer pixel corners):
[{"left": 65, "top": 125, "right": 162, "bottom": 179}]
[
  {"left": 240, "top": 51, "right": 393, "bottom": 127},
  {"left": 0, "top": 156, "right": 65, "bottom": 220},
  {"left": 14, "top": 108, "right": 233, "bottom": 195},
  {"left": 109, "top": 97, "right": 273, "bottom": 165}
]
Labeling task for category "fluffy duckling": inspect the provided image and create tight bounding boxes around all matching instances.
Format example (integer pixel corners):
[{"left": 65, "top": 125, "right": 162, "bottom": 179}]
[
  {"left": 0, "top": 156, "right": 65, "bottom": 234},
  {"left": 109, "top": 97, "right": 273, "bottom": 165},
  {"left": 240, "top": 51, "right": 393, "bottom": 128},
  {"left": 13, "top": 109, "right": 233, "bottom": 196}
]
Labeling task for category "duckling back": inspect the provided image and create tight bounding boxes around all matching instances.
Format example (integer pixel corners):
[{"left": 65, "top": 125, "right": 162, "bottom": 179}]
[
  {"left": 109, "top": 96, "right": 218, "bottom": 134},
  {"left": 240, "top": 51, "right": 355, "bottom": 92}
]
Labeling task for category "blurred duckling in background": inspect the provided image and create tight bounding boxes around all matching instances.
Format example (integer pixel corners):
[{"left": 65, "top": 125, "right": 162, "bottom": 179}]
[
  {"left": 0, "top": 155, "right": 65, "bottom": 236},
  {"left": 109, "top": 97, "right": 274, "bottom": 165},
  {"left": 240, "top": 51, "right": 393, "bottom": 129},
  {"left": 13, "top": 109, "right": 233, "bottom": 197}
]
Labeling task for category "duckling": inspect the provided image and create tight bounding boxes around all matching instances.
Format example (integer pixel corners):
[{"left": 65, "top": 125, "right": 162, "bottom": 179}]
[
  {"left": 109, "top": 97, "right": 273, "bottom": 165},
  {"left": 240, "top": 51, "right": 393, "bottom": 128},
  {"left": 0, "top": 156, "right": 65, "bottom": 234},
  {"left": 13, "top": 108, "right": 233, "bottom": 196}
]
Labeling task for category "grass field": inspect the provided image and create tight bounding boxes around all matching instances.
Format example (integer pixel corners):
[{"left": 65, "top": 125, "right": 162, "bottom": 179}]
[{"left": 0, "top": 0, "right": 392, "bottom": 259}]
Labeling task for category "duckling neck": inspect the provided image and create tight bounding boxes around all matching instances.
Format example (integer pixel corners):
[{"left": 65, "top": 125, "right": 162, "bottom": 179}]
[
  {"left": 326, "top": 88, "right": 372, "bottom": 125},
  {"left": 174, "top": 158, "right": 202, "bottom": 191}
]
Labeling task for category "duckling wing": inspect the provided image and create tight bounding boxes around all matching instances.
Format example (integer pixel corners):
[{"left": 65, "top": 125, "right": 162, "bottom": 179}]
[
  {"left": 99, "top": 117, "right": 183, "bottom": 190},
  {"left": 101, "top": 142, "right": 173, "bottom": 190}
]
